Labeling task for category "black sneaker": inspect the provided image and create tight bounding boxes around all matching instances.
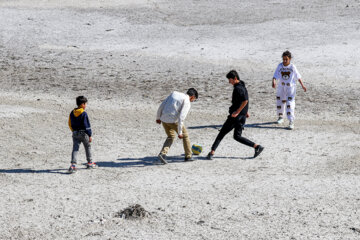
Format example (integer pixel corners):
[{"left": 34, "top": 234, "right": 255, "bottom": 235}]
[
  {"left": 184, "top": 157, "right": 194, "bottom": 162},
  {"left": 254, "top": 145, "right": 264, "bottom": 158},
  {"left": 206, "top": 152, "right": 214, "bottom": 160},
  {"left": 158, "top": 153, "right": 168, "bottom": 164},
  {"left": 68, "top": 165, "right": 77, "bottom": 174}
]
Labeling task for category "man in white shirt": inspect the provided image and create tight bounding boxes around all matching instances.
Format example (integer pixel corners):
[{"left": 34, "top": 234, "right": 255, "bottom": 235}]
[{"left": 156, "top": 88, "right": 198, "bottom": 164}]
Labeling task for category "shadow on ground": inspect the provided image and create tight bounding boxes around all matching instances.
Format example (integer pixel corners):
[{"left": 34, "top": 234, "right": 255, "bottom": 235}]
[
  {"left": 0, "top": 155, "right": 255, "bottom": 173},
  {"left": 188, "top": 122, "right": 288, "bottom": 130},
  {"left": 0, "top": 168, "right": 70, "bottom": 175},
  {"left": 96, "top": 154, "right": 255, "bottom": 168},
  {"left": 188, "top": 125, "right": 222, "bottom": 130},
  {"left": 212, "top": 156, "right": 254, "bottom": 160},
  {"left": 97, "top": 156, "right": 159, "bottom": 168},
  {"left": 98, "top": 155, "right": 209, "bottom": 168},
  {"left": 245, "top": 121, "right": 289, "bottom": 130}
]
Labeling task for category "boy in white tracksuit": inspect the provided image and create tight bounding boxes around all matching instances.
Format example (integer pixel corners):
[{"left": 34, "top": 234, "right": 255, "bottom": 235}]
[{"left": 272, "top": 51, "right": 307, "bottom": 129}]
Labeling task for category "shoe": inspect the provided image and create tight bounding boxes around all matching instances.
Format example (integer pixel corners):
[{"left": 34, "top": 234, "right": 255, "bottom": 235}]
[
  {"left": 68, "top": 165, "right": 77, "bottom": 174},
  {"left": 158, "top": 153, "right": 168, "bottom": 164},
  {"left": 288, "top": 121, "right": 294, "bottom": 130},
  {"left": 86, "top": 162, "right": 98, "bottom": 169},
  {"left": 206, "top": 152, "right": 214, "bottom": 160},
  {"left": 276, "top": 117, "right": 284, "bottom": 124},
  {"left": 184, "top": 156, "right": 194, "bottom": 162},
  {"left": 254, "top": 145, "right": 264, "bottom": 158}
]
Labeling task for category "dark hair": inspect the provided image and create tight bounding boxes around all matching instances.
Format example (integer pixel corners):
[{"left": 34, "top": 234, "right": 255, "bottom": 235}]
[
  {"left": 226, "top": 70, "right": 240, "bottom": 80},
  {"left": 76, "top": 96, "right": 88, "bottom": 106},
  {"left": 186, "top": 88, "right": 198, "bottom": 99},
  {"left": 282, "top": 50, "right": 292, "bottom": 59}
]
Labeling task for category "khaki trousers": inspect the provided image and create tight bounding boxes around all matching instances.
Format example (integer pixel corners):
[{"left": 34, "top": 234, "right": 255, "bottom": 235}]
[{"left": 161, "top": 122, "right": 192, "bottom": 158}]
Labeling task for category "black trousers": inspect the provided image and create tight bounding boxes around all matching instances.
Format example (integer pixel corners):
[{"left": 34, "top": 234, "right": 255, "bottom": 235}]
[{"left": 211, "top": 115, "right": 255, "bottom": 151}]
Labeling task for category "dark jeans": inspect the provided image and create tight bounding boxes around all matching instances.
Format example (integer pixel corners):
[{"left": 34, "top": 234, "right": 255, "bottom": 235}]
[
  {"left": 71, "top": 131, "right": 92, "bottom": 164},
  {"left": 211, "top": 115, "right": 255, "bottom": 151}
]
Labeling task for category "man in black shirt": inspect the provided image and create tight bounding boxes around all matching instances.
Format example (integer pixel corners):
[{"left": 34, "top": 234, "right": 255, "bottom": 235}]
[{"left": 207, "top": 70, "right": 264, "bottom": 159}]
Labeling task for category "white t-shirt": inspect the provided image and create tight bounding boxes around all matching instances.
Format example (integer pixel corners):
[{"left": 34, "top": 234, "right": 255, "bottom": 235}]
[
  {"left": 273, "top": 63, "right": 301, "bottom": 85},
  {"left": 156, "top": 91, "right": 191, "bottom": 135}
]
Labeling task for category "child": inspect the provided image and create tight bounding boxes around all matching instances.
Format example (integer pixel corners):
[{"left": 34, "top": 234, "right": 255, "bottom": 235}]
[
  {"left": 68, "top": 96, "right": 96, "bottom": 173},
  {"left": 272, "top": 51, "right": 307, "bottom": 129},
  {"left": 207, "top": 70, "right": 264, "bottom": 160}
]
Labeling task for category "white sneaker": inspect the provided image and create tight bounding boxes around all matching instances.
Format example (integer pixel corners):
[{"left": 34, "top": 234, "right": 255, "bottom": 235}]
[
  {"left": 289, "top": 121, "right": 294, "bottom": 130},
  {"left": 276, "top": 117, "right": 284, "bottom": 124}
]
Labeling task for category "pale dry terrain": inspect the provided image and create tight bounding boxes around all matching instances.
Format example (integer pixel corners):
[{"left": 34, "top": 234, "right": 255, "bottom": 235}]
[{"left": 0, "top": 0, "right": 360, "bottom": 239}]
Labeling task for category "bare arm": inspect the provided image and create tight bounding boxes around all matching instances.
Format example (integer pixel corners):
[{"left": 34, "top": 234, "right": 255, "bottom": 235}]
[
  {"left": 298, "top": 78, "right": 307, "bottom": 92},
  {"left": 272, "top": 64, "right": 281, "bottom": 89},
  {"left": 272, "top": 77, "right": 277, "bottom": 88},
  {"left": 231, "top": 100, "right": 248, "bottom": 118}
]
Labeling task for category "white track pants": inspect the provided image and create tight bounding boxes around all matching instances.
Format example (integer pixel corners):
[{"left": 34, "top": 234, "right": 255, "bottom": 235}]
[{"left": 276, "top": 82, "right": 296, "bottom": 122}]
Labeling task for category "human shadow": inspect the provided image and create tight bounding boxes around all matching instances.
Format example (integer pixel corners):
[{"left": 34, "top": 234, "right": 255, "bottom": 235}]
[
  {"left": 97, "top": 155, "right": 212, "bottom": 168},
  {"left": 188, "top": 125, "right": 222, "bottom": 130},
  {"left": 210, "top": 156, "right": 254, "bottom": 160},
  {"left": 188, "top": 122, "right": 288, "bottom": 130},
  {"left": 245, "top": 121, "right": 289, "bottom": 130},
  {"left": 97, "top": 156, "right": 158, "bottom": 168},
  {"left": 97, "top": 154, "right": 256, "bottom": 168},
  {"left": 0, "top": 168, "right": 70, "bottom": 175}
]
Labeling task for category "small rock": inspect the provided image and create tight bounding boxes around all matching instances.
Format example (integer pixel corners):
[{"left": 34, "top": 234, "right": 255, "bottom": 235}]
[{"left": 115, "top": 204, "right": 150, "bottom": 219}]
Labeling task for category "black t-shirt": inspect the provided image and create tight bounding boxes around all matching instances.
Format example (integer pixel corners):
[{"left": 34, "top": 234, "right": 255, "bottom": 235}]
[{"left": 229, "top": 81, "right": 249, "bottom": 116}]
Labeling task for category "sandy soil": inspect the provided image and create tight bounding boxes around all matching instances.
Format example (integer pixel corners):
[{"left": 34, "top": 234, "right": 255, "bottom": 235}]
[{"left": 0, "top": 0, "right": 360, "bottom": 239}]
